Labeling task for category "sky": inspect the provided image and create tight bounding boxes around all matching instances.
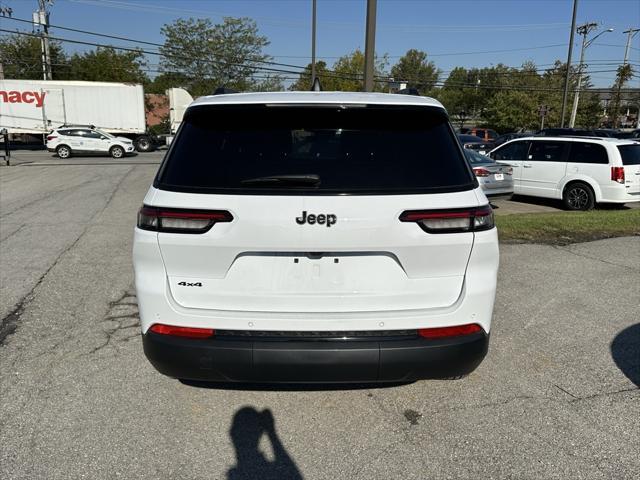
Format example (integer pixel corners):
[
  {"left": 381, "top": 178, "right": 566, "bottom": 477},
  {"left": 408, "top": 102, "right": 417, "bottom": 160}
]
[{"left": 1, "top": 0, "right": 639, "bottom": 88}]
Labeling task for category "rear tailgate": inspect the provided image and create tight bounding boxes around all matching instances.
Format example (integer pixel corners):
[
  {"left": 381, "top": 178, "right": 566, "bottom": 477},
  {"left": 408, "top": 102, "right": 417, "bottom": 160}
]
[
  {"left": 153, "top": 189, "right": 478, "bottom": 313},
  {"left": 151, "top": 103, "right": 480, "bottom": 314}
]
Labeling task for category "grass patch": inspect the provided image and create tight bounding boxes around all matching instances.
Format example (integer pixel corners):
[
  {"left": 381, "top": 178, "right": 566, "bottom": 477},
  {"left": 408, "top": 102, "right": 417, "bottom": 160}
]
[{"left": 496, "top": 208, "right": 640, "bottom": 245}]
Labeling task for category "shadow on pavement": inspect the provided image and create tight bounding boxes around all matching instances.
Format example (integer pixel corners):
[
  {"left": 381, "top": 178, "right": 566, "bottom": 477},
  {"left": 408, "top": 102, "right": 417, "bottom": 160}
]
[
  {"left": 509, "top": 194, "right": 634, "bottom": 211},
  {"left": 227, "top": 407, "right": 303, "bottom": 480},
  {"left": 509, "top": 194, "right": 562, "bottom": 209},
  {"left": 611, "top": 323, "right": 640, "bottom": 387}
]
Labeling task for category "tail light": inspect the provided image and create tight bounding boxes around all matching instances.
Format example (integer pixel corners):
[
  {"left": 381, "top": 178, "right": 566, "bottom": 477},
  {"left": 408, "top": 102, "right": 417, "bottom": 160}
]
[
  {"left": 137, "top": 205, "right": 233, "bottom": 233},
  {"left": 400, "top": 206, "right": 494, "bottom": 233},
  {"left": 46, "top": 135, "right": 57, "bottom": 141},
  {"left": 149, "top": 323, "right": 215, "bottom": 339},
  {"left": 418, "top": 323, "right": 483, "bottom": 339},
  {"left": 504, "top": 166, "right": 513, "bottom": 175},
  {"left": 611, "top": 166, "right": 625, "bottom": 184},
  {"left": 473, "top": 167, "right": 491, "bottom": 177}
]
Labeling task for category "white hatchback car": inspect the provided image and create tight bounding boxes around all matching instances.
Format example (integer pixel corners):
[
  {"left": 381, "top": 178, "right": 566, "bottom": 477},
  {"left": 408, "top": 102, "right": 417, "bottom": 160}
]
[
  {"left": 133, "top": 91, "right": 499, "bottom": 383},
  {"left": 47, "top": 126, "right": 135, "bottom": 159},
  {"left": 489, "top": 136, "right": 640, "bottom": 210}
]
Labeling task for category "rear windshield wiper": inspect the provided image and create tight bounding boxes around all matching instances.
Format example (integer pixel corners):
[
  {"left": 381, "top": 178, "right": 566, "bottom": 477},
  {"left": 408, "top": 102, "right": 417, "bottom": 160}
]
[{"left": 240, "top": 174, "right": 321, "bottom": 187}]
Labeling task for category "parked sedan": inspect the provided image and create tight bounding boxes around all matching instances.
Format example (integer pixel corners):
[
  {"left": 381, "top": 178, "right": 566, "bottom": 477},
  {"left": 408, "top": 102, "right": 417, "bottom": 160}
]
[
  {"left": 458, "top": 134, "right": 495, "bottom": 155},
  {"left": 464, "top": 149, "right": 513, "bottom": 197}
]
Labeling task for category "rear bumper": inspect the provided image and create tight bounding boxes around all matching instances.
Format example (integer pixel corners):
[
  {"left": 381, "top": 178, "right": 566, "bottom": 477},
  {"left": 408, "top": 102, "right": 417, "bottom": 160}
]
[
  {"left": 483, "top": 186, "right": 514, "bottom": 197},
  {"left": 599, "top": 184, "right": 640, "bottom": 203},
  {"left": 143, "top": 331, "right": 489, "bottom": 383}
]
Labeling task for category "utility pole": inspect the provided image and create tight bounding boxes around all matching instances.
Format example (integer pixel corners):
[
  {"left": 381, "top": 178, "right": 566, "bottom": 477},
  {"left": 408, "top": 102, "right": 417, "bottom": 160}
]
[
  {"left": 34, "top": 0, "right": 52, "bottom": 80},
  {"left": 539, "top": 105, "right": 549, "bottom": 130},
  {"left": 619, "top": 28, "right": 639, "bottom": 127},
  {"left": 311, "top": 0, "right": 317, "bottom": 86},
  {"left": 0, "top": 61, "right": 4, "bottom": 80},
  {"left": 363, "top": 0, "right": 377, "bottom": 92},
  {"left": 569, "top": 22, "right": 614, "bottom": 128},
  {"left": 560, "top": 0, "right": 578, "bottom": 127},
  {"left": 622, "top": 27, "right": 639, "bottom": 65}
]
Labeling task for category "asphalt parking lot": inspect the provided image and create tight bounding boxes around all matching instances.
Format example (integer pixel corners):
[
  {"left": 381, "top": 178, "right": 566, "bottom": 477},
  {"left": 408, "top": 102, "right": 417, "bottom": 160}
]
[{"left": 1, "top": 151, "right": 639, "bottom": 479}]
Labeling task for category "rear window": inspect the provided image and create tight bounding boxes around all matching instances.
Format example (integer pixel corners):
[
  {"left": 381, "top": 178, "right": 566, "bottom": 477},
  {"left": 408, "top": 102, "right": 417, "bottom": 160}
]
[
  {"left": 618, "top": 144, "right": 640, "bottom": 165},
  {"left": 156, "top": 105, "right": 474, "bottom": 195},
  {"left": 464, "top": 150, "right": 491, "bottom": 164},
  {"left": 568, "top": 142, "right": 608, "bottom": 164}
]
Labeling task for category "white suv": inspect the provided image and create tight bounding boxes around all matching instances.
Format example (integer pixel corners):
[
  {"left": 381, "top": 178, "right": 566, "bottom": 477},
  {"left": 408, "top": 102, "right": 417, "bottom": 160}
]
[
  {"left": 47, "top": 126, "right": 135, "bottom": 159},
  {"left": 133, "top": 92, "right": 499, "bottom": 383},
  {"left": 489, "top": 136, "right": 640, "bottom": 210}
]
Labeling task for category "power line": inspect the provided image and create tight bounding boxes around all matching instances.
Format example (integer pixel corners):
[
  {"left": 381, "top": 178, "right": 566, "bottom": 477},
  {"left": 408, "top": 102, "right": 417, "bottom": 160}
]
[
  {"left": 7, "top": 56, "right": 626, "bottom": 94},
  {"left": 1, "top": 16, "right": 311, "bottom": 71},
  {"left": 2, "top": 23, "right": 631, "bottom": 89},
  {"left": 0, "top": 27, "right": 307, "bottom": 77},
  {"left": 4, "top": 16, "right": 635, "bottom": 82},
  {"left": 3, "top": 16, "right": 593, "bottom": 65}
]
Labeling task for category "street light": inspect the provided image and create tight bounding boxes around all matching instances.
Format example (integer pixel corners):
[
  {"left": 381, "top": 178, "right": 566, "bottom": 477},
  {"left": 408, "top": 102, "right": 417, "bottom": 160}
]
[{"left": 568, "top": 25, "right": 614, "bottom": 128}]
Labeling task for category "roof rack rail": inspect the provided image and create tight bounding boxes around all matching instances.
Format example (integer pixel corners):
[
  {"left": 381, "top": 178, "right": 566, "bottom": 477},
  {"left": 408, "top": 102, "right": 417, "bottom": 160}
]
[
  {"left": 59, "top": 124, "right": 96, "bottom": 129},
  {"left": 212, "top": 87, "right": 239, "bottom": 95},
  {"left": 397, "top": 87, "right": 420, "bottom": 96}
]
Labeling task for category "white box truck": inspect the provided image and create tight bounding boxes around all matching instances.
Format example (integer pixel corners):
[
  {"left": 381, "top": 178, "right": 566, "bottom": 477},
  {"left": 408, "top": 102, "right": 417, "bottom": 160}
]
[{"left": 0, "top": 80, "right": 192, "bottom": 151}]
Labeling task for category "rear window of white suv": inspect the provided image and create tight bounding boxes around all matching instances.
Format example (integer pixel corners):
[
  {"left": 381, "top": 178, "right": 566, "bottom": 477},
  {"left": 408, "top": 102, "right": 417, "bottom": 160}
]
[
  {"left": 155, "top": 105, "right": 475, "bottom": 195},
  {"left": 618, "top": 144, "right": 640, "bottom": 165}
]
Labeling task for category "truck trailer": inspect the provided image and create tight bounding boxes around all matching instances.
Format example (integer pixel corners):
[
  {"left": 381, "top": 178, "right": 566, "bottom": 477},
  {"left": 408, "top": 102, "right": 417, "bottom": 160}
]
[{"left": 0, "top": 80, "right": 192, "bottom": 151}]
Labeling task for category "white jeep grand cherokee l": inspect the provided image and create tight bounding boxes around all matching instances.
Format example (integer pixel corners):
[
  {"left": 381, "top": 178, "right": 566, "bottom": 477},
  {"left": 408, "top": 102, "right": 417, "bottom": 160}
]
[{"left": 133, "top": 91, "right": 499, "bottom": 383}]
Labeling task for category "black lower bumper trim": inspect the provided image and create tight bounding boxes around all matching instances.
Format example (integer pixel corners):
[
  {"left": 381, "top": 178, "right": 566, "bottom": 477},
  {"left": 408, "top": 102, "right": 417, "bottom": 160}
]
[{"left": 143, "top": 331, "right": 489, "bottom": 383}]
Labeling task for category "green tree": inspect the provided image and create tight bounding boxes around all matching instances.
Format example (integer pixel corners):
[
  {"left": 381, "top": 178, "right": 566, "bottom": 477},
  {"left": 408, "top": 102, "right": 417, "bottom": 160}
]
[
  {"left": 433, "top": 67, "right": 472, "bottom": 118},
  {"left": 159, "top": 17, "right": 282, "bottom": 96},
  {"left": 0, "top": 33, "right": 67, "bottom": 79},
  {"left": 609, "top": 64, "right": 634, "bottom": 127},
  {"left": 67, "top": 47, "right": 148, "bottom": 83},
  {"left": 390, "top": 49, "right": 440, "bottom": 94},
  {"left": 539, "top": 61, "right": 602, "bottom": 128},
  {"left": 144, "top": 72, "right": 191, "bottom": 94},
  {"left": 288, "top": 60, "right": 331, "bottom": 91},
  {"left": 289, "top": 50, "right": 388, "bottom": 92},
  {"left": 483, "top": 90, "right": 541, "bottom": 131}
]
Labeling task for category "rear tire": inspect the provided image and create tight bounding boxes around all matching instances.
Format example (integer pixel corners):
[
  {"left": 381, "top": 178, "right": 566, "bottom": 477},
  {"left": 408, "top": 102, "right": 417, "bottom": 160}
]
[
  {"left": 563, "top": 182, "right": 595, "bottom": 211},
  {"left": 110, "top": 145, "right": 125, "bottom": 159},
  {"left": 56, "top": 145, "right": 71, "bottom": 159},
  {"left": 134, "top": 136, "right": 153, "bottom": 152}
]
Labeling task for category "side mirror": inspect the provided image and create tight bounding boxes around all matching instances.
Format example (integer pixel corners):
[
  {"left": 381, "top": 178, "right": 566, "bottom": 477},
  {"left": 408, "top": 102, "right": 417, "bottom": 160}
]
[
  {"left": 488, "top": 152, "right": 494, "bottom": 159},
  {"left": 100, "top": 136, "right": 108, "bottom": 140}
]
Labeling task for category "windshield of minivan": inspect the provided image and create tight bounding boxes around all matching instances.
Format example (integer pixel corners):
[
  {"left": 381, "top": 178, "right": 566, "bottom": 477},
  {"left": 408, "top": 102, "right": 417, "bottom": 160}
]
[{"left": 156, "top": 105, "right": 474, "bottom": 195}]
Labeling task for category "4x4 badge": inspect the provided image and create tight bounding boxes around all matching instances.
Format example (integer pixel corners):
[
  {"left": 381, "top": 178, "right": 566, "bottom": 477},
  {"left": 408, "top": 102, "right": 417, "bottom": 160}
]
[{"left": 296, "top": 211, "right": 337, "bottom": 227}]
